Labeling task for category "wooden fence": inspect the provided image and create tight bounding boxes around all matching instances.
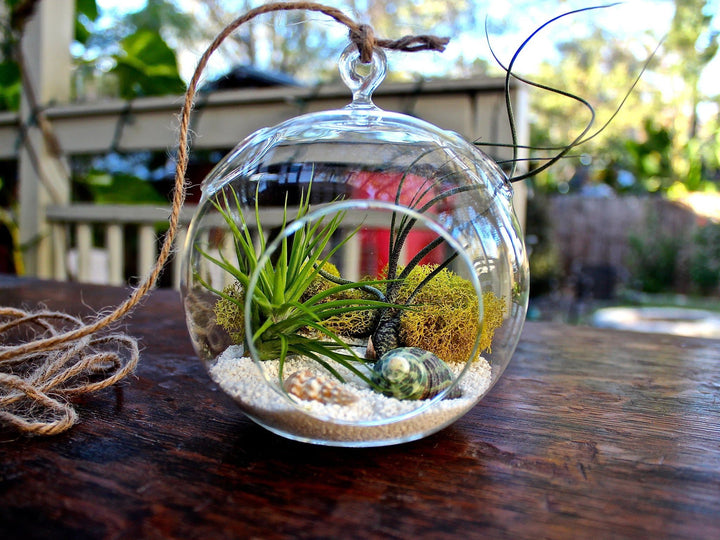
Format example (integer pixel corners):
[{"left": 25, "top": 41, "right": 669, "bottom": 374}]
[{"left": 547, "top": 195, "right": 703, "bottom": 292}]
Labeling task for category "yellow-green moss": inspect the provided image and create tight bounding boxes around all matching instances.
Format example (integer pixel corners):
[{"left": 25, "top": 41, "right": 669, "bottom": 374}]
[
  {"left": 214, "top": 281, "right": 245, "bottom": 344},
  {"left": 300, "top": 261, "right": 340, "bottom": 303},
  {"left": 297, "top": 262, "right": 378, "bottom": 338},
  {"left": 323, "top": 286, "right": 378, "bottom": 337},
  {"left": 395, "top": 265, "right": 506, "bottom": 362},
  {"left": 478, "top": 290, "right": 506, "bottom": 353}
]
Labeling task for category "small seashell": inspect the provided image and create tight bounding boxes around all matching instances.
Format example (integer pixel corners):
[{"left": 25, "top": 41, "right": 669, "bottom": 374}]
[
  {"left": 370, "top": 347, "right": 462, "bottom": 401},
  {"left": 283, "top": 369, "right": 358, "bottom": 406}
]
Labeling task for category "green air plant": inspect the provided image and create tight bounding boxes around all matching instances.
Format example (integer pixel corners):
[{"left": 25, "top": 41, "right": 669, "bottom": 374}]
[{"left": 195, "top": 184, "right": 399, "bottom": 386}]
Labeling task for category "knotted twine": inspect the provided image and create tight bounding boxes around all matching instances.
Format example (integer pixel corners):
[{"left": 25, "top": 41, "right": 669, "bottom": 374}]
[{"left": 0, "top": 2, "right": 448, "bottom": 436}]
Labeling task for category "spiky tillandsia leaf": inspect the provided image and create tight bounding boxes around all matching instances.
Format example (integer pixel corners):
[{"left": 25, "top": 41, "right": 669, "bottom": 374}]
[
  {"left": 269, "top": 294, "right": 408, "bottom": 337},
  {"left": 193, "top": 248, "right": 272, "bottom": 312},
  {"left": 285, "top": 212, "right": 349, "bottom": 303}
]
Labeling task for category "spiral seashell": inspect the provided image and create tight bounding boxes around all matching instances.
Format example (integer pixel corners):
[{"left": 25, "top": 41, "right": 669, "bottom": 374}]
[
  {"left": 283, "top": 369, "right": 358, "bottom": 406},
  {"left": 370, "top": 347, "right": 462, "bottom": 401}
]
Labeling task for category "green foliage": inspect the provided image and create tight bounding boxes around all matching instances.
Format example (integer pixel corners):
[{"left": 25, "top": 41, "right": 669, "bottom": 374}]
[
  {"left": 665, "top": 0, "right": 719, "bottom": 112},
  {"left": 110, "top": 30, "right": 186, "bottom": 99},
  {"left": 74, "top": 0, "right": 99, "bottom": 45},
  {"left": 0, "top": 0, "right": 22, "bottom": 112},
  {"left": 530, "top": 26, "right": 651, "bottom": 166},
  {"left": 622, "top": 119, "right": 675, "bottom": 193},
  {"left": 122, "top": 0, "right": 195, "bottom": 35},
  {"left": 627, "top": 227, "right": 681, "bottom": 294},
  {"left": 76, "top": 0, "right": 99, "bottom": 20},
  {"left": 529, "top": 246, "right": 562, "bottom": 294},
  {"left": 0, "top": 60, "right": 20, "bottom": 111},
  {"left": 70, "top": 0, "right": 192, "bottom": 101},
  {"left": 525, "top": 192, "right": 562, "bottom": 295},
  {"left": 529, "top": 1, "right": 719, "bottom": 196},
  {"left": 74, "top": 171, "right": 167, "bottom": 204},
  {"left": 297, "top": 262, "right": 386, "bottom": 339},
  {"left": 690, "top": 222, "right": 720, "bottom": 294},
  {"left": 1, "top": 0, "right": 186, "bottom": 107}
]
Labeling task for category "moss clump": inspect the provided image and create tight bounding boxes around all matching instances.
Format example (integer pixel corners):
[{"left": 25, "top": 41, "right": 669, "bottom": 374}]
[
  {"left": 478, "top": 291, "right": 506, "bottom": 353},
  {"left": 300, "top": 261, "right": 340, "bottom": 303},
  {"left": 395, "top": 265, "right": 506, "bottom": 362},
  {"left": 213, "top": 281, "right": 245, "bottom": 344},
  {"left": 297, "top": 262, "right": 377, "bottom": 338},
  {"left": 323, "top": 286, "right": 378, "bottom": 338}
]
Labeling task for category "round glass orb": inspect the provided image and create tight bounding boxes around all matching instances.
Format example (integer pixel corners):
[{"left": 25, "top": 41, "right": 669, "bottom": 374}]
[{"left": 181, "top": 45, "right": 529, "bottom": 446}]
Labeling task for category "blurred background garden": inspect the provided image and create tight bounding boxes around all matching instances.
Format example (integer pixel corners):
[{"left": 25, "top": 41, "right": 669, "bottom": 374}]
[{"left": 1, "top": 0, "right": 719, "bottom": 331}]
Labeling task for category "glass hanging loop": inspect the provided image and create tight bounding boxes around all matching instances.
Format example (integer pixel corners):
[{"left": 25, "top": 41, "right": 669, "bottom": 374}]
[{"left": 339, "top": 44, "right": 387, "bottom": 109}]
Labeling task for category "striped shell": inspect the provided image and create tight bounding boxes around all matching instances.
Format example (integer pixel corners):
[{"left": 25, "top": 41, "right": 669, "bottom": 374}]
[
  {"left": 370, "top": 347, "right": 462, "bottom": 401},
  {"left": 283, "top": 369, "right": 358, "bottom": 406}
]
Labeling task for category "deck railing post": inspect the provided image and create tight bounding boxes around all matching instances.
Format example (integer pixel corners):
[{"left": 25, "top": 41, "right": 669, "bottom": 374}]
[
  {"left": 51, "top": 223, "right": 68, "bottom": 281},
  {"left": 17, "top": 0, "right": 75, "bottom": 277},
  {"left": 106, "top": 223, "right": 124, "bottom": 286},
  {"left": 172, "top": 227, "right": 188, "bottom": 290},
  {"left": 137, "top": 225, "right": 157, "bottom": 286},
  {"left": 75, "top": 223, "right": 92, "bottom": 282}
]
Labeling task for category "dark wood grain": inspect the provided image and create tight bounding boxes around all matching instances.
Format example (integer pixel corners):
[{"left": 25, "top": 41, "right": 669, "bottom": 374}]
[{"left": 1, "top": 275, "right": 719, "bottom": 539}]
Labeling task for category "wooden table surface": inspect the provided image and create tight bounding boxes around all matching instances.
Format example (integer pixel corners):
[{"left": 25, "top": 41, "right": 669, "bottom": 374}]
[{"left": 1, "top": 275, "right": 719, "bottom": 539}]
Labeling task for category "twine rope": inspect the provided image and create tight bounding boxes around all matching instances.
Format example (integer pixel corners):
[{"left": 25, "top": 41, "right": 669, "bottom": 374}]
[{"left": 0, "top": 1, "right": 449, "bottom": 435}]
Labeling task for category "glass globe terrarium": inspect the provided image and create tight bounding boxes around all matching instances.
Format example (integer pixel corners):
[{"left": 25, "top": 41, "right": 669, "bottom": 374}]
[{"left": 181, "top": 45, "right": 529, "bottom": 446}]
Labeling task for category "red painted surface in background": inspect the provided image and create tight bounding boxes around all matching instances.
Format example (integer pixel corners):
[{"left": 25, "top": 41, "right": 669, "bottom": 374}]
[{"left": 350, "top": 171, "right": 444, "bottom": 276}]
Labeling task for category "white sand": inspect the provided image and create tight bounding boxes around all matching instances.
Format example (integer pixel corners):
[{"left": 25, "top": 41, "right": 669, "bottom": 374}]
[{"left": 208, "top": 345, "right": 492, "bottom": 446}]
